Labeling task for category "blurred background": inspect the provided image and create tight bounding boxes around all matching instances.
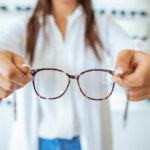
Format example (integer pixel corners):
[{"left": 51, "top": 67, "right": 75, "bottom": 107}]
[{"left": 0, "top": 0, "right": 150, "bottom": 150}]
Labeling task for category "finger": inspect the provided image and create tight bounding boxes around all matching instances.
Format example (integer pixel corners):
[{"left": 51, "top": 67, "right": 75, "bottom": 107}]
[
  {"left": 0, "top": 72, "right": 32, "bottom": 92},
  {"left": 126, "top": 81, "right": 150, "bottom": 91},
  {"left": 128, "top": 93, "right": 150, "bottom": 101},
  {"left": 0, "top": 58, "right": 25, "bottom": 83},
  {"left": 120, "top": 75, "right": 150, "bottom": 91},
  {"left": 0, "top": 72, "right": 31, "bottom": 92},
  {"left": 12, "top": 53, "right": 31, "bottom": 73},
  {"left": 126, "top": 87, "right": 150, "bottom": 101},
  {"left": 4, "top": 67, "right": 25, "bottom": 83},
  {"left": 14, "top": 73, "right": 32, "bottom": 88},
  {"left": 122, "top": 53, "right": 150, "bottom": 87},
  {"left": 0, "top": 87, "right": 12, "bottom": 99},
  {"left": 115, "top": 50, "right": 135, "bottom": 76},
  {"left": 0, "top": 74, "right": 14, "bottom": 92}
]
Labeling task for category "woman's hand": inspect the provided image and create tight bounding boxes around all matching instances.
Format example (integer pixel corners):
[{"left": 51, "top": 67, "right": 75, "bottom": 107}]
[
  {"left": 113, "top": 50, "right": 150, "bottom": 101},
  {"left": 0, "top": 50, "right": 32, "bottom": 101}
]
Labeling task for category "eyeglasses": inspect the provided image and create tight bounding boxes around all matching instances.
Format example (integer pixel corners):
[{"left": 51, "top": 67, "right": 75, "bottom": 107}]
[
  {"left": 13, "top": 68, "right": 129, "bottom": 126},
  {"left": 28, "top": 68, "right": 115, "bottom": 101}
]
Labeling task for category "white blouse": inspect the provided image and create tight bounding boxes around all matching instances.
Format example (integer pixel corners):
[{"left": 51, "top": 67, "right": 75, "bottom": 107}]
[{"left": 0, "top": 5, "right": 144, "bottom": 150}]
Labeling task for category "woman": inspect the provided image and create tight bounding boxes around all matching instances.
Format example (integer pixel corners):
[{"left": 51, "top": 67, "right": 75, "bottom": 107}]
[{"left": 0, "top": 0, "right": 141, "bottom": 150}]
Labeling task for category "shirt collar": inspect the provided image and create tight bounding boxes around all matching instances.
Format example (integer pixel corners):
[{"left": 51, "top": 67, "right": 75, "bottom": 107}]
[
  {"left": 68, "top": 5, "right": 84, "bottom": 21},
  {"left": 48, "top": 5, "right": 84, "bottom": 24}
]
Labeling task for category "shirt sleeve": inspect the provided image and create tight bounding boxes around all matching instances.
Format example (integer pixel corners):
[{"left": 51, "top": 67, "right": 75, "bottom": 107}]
[
  {"left": 96, "top": 15, "right": 149, "bottom": 68},
  {"left": 107, "top": 16, "right": 149, "bottom": 56},
  {"left": 0, "top": 19, "right": 27, "bottom": 56}
]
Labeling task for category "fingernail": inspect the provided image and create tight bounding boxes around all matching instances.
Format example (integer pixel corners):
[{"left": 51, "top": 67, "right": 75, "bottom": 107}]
[
  {"left": 22, "top": 64, "right": 31, "bottom": 69},
  {"left": 112, "top": 76, "right": 117, "bottom": 82},
  {"left": 115, "top": 67, "right": 124, "bottom": 76}
]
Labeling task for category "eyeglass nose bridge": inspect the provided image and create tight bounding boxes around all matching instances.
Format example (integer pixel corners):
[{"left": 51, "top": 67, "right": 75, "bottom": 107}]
[{"left": 66, "top": 74, "right": 79, "bottom": 80}]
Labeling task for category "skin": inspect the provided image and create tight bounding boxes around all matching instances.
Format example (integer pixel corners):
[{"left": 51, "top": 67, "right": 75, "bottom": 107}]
[
  {"left": 0, "top": 1, "right": 150, "bottom": 102},
  {"left": 0, "top": 51, "right": 32, "bottom": 99},
  {"left": 51, "top": 0, "right": 78, "bottom": 37},
  {"left": 113, "top": 50, "right": 150, "bottom": 101}
]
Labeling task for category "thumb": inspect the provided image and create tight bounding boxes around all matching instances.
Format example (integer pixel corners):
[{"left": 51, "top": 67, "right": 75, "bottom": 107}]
[
  {"left": 20, "top": 64, "right": 31, "bottom": 73},
  {"left": 12, "top": 52, "right": 31, "bottom": 73},
  {"left": 115, "top": 50, "right": 135, "bottom": 76}
]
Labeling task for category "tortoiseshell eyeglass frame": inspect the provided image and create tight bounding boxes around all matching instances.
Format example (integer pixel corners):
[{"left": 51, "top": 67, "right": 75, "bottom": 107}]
[{"left": 29, "top": 68, "right": 115, "bottom": 101}]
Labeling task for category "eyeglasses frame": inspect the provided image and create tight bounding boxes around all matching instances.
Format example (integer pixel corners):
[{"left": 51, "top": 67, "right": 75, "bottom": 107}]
[{"left": 30, "top": 68, "right": 115, "bottom": 101}]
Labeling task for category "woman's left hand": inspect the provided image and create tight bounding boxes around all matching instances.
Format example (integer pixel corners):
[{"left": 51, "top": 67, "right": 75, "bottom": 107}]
[{"left": 113, "top": 49, "right": 150, "bottom": 101}]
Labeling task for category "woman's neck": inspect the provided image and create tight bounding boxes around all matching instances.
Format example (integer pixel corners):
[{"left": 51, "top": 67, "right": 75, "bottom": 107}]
[{"left": 51, "top": 0, "right": 78, "bottom": 37}]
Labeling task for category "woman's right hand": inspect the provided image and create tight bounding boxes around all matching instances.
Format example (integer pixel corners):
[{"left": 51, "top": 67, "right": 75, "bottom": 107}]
[{"left": 0, "top": 50, "right": 32, "bottom": 100}]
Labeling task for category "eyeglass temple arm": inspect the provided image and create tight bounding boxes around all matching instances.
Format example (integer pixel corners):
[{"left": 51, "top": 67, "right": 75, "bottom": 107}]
[{"left": 123, "top": 100, "right": 129, "bottom": 127}]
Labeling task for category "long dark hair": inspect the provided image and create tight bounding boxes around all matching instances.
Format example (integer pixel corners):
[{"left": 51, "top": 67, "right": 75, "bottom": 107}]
[{"left": 26, "top": 0, "right": 103, "bottom": 64}]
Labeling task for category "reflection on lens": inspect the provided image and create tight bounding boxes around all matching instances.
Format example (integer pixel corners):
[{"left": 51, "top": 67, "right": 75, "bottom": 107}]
[
  {"left": 34, "top": 70, "right": 69, "bottom": 99},
  {"left": 79, "top": 70, "right": 113, "bottom": 100}
]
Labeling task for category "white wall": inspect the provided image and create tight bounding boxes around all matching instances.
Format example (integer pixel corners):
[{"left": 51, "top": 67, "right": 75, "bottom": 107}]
[
  {"left": 93, "top": 0, "right": 150, "bottom": 11},
  {"left": 93, "top": 0, "right": 150, "bottom": 41}
]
